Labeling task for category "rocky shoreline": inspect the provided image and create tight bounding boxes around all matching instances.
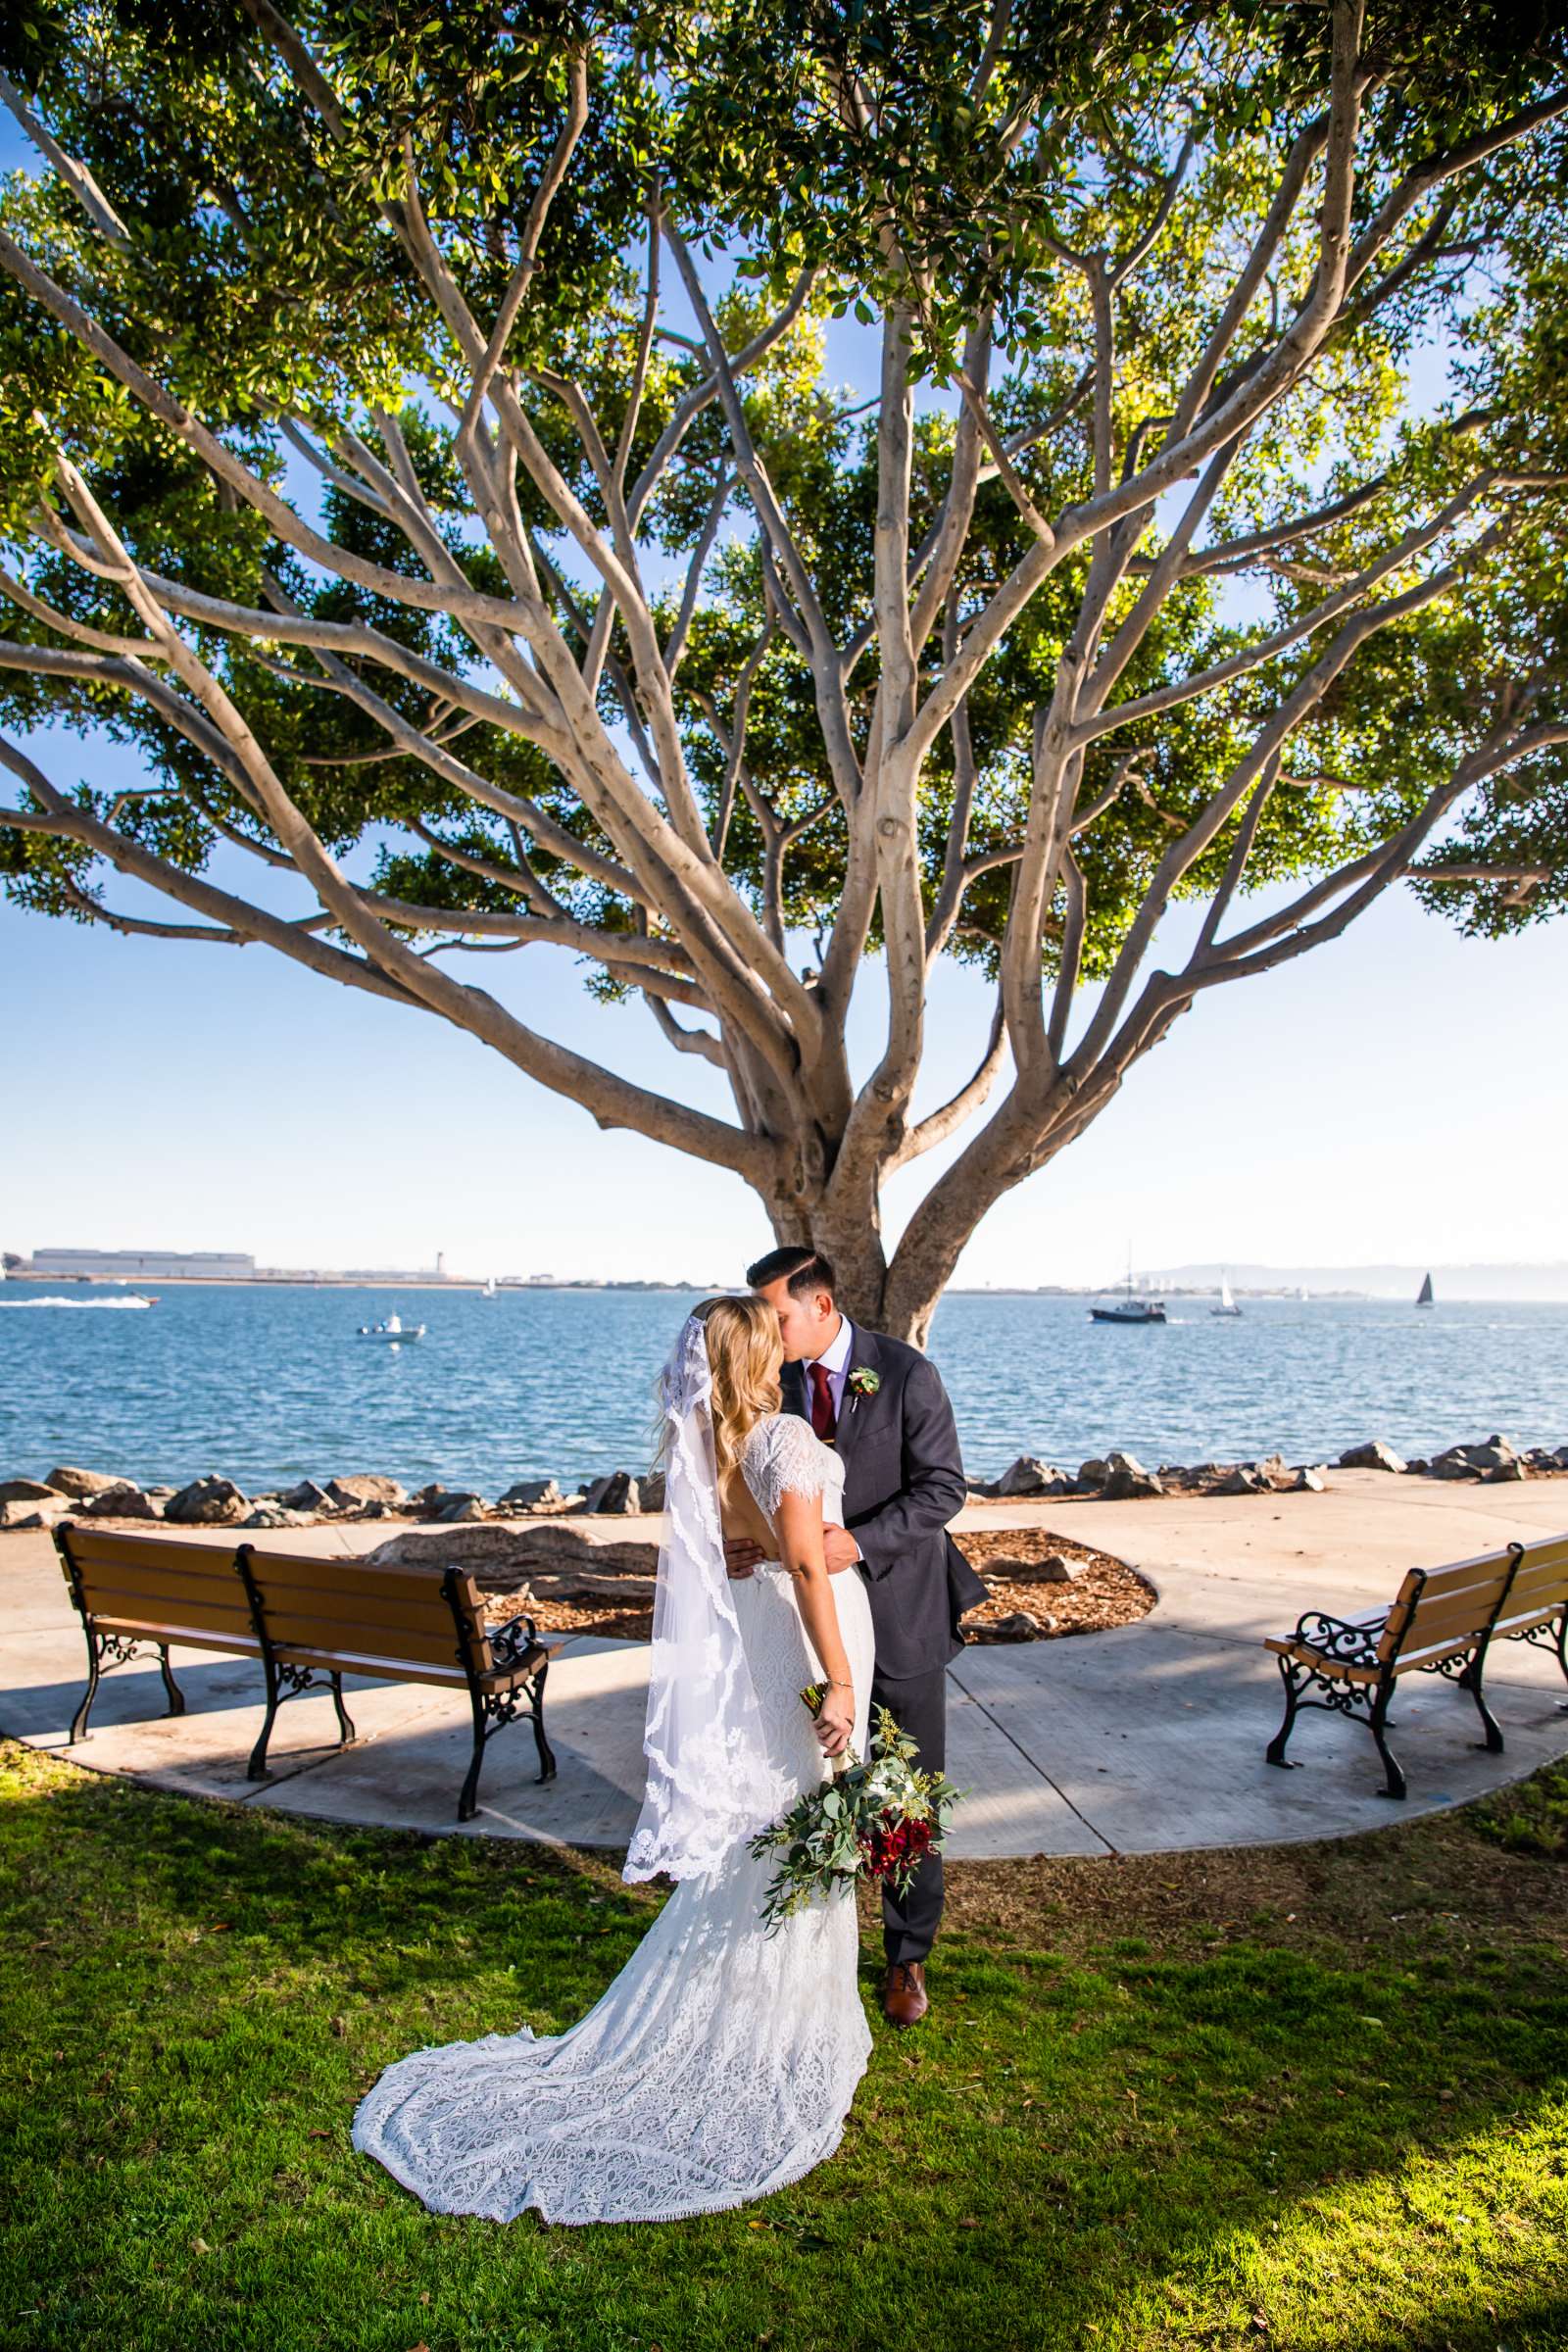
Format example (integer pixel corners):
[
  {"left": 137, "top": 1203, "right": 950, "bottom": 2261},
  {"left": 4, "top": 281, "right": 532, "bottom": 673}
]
[
  {"left": 969, "top": 1430, "right": 1568, "bottom": 1501},
  {"left": 2, "top": 1428, "right": 1562, "bottom": 1539},
  {"left": 6, "top": 1431, "right": 1557, "bottom": 1649}
]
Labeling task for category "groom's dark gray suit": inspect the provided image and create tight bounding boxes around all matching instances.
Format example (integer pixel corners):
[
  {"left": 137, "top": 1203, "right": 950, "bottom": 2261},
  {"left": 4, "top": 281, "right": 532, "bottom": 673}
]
[{"left": 783, "top": 1323, "right": 984, "bottom": 1963}]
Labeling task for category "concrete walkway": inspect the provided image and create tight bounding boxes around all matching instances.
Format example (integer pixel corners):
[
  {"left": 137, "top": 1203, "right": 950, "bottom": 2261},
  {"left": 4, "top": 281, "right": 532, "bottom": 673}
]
[{"left": 3, "top": 1470, "right": 1566, "bottom": 1858}]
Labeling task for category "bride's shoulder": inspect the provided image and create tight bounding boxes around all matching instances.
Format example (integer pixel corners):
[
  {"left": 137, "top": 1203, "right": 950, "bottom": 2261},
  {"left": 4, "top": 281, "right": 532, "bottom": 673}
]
[
  {"left": 741, "top": 1411, "right": 838, "bottom": 1502},
  {"left": 740, "top": 1409, "right": 806, "bottom": 1464}
]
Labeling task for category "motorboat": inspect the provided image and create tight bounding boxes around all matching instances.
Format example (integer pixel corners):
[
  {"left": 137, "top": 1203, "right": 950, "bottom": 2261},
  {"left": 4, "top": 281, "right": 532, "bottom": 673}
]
[
  {"left": 1089, "top": 1268, "right": 1167, "bottom": 1325},
  {"left": 357, "top": 1312, "right": 425, "bottom": 1343},
  {"left": 1210, "top": 1272, "right": 1243, "bottom": 1318}
]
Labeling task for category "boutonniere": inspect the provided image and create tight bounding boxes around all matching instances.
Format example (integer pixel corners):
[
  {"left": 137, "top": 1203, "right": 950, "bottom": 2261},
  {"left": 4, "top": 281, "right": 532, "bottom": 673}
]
[{"left": 847, "top": 1367, "right": 880, "bottom": 1399}]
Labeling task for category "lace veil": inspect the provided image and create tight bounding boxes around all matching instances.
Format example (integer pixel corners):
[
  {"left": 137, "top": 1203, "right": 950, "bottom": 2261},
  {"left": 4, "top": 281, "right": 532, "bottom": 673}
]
[{"left": 623, "top": 1311, "right": 793, "bottom": 1883}]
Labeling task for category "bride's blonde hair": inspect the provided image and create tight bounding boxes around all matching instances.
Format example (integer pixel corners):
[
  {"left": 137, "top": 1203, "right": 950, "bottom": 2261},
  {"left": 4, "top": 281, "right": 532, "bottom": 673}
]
[{"left": 693, "top": 1293, "right": 783, "bottom": 1482}]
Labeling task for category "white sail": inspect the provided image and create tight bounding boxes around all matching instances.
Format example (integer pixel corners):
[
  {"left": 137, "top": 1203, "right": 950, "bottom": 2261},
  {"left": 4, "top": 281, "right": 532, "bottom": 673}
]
[{"left": 1219, "top": 1274, "right": 1234, "bottom": 1311}]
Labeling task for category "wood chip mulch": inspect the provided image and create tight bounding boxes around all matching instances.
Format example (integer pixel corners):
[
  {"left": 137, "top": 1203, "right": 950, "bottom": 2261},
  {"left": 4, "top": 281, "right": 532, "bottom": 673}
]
[
  {"left": 951, "top": 1525, "right": 1155, "bottom": 1642},
  {"left": 486, "top": 1525, "right": 1152, "bottom": 1646}
]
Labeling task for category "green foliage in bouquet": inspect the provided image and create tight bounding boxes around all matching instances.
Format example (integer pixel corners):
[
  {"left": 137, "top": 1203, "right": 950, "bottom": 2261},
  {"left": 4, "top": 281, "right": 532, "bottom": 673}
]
[{"left": 747, "top": 1685, "right": 962, "bottom": 1935}]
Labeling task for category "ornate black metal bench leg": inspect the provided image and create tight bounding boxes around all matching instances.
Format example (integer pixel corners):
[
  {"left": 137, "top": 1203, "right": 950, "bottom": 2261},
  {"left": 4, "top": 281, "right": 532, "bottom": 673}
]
[
  {"left": 158, "top": 1644, "right": 185, "bottom": 1718},
  {"left": 248, "top": 1655, "right": 281, "bottom": 1783},
  {"left": 1369, "top": 1680, "right": 1406, "bottom": 1799},
  {"left": 1264, "top": 1655, "right": 1303, "bottom": 1768},
  {"left": 329, "top": 1673, "right": 357, "bottom": 1747},
  {"left": 1457, "top": 1653, "right": 1504, "bottom": 1753},
  {"left": 458, "top": 1688, "right": 487, "bottom": 1824},
  {"left": 530, "top": 1657, "right": 557, "bottom": 1784},
  {"left": 70, "top": 1628, "right": 102, "bottom": 1744}
]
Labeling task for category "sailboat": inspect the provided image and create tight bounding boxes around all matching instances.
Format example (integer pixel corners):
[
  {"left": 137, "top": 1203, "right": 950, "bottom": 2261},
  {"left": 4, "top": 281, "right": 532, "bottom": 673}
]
[
  {"left": 1210, "top": 1271, "right": 1243, "bottom": 1318},
  {"left": 1415, "top": 1271, "right": 1435, "bottom": 1308},
  {"left": 481, "top": 1275, "right": 499, "bottom": 1298}
]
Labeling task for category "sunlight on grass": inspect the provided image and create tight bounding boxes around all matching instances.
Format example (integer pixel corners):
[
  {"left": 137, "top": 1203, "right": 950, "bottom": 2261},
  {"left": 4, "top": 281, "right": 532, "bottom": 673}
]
[{"left": 0, "top": 1740, "right": 1564, "bottom": 2352}]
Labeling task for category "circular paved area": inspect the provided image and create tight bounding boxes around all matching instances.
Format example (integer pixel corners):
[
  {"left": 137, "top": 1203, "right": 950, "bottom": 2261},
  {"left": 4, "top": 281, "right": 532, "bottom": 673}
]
[{"left": 4, "top": 1469, "right": 1566, "bottom": 1857}]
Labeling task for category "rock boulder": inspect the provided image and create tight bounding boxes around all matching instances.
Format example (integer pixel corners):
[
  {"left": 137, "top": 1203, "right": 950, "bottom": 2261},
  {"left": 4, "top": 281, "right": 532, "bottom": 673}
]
[
  {"left": 278, "top": 1479, "right": 334, "bottom": 1513},
  {"left": 369, "top": 1517, "right": 659, "bottom": 1591},
  {"left": 497, "top": 1478, "right": 568, "bottom": 1513},
  {"left": 1, "top": 1495, "right": 69, "bottom": 1529},
  {"left": 436, "top": 1494, "right": 487, "bottom": 1523},
  {"left": 1, "top": 1501, "right": 70, "bottom": 1531},
  {"left": 994, "top": 1455, "right": 1059, "bottom": 1498},
  {"left": 983, "top": 1552, "right": 1080, "bottom": 1585},
  {"left": 1102, "top": 1453, "right": 1164, "bottom": 1500},
  {"left": 76, "top": 1483, "right": 162, "bottom": 1520},
  {"left": 45, "top": 1465, "right": 125, "bottom": 1499},
  {"left": 326, "top": 1473, "right": 407, "bottom": 1510},
  {"left": 1337, "top": 1439, "right": 1407, "bottom": 1475},
  {"left": 583, "top": 1471, "right": 641, "bottom": 1515},
  {"left": 0, "top": 1478, "right": 58, "bottom": 1505},
  {"left": 972, "top": 1609, "right": 1055, "bottom": 1642},
  {"left": 165, "top": 1476, "right": 248, "bottom": 1526}
]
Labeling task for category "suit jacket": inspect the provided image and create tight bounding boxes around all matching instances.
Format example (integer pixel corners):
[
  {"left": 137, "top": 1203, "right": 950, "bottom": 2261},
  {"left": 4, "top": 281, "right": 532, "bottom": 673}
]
[{"left": 783, "top": 1322, "right": 985, "bottom": 1680}]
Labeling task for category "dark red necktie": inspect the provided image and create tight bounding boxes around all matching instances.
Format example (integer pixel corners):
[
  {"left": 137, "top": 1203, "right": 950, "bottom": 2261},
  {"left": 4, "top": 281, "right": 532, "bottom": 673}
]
[{"left": 808, "top": 1361, "right": 837, "bottom": 1442}]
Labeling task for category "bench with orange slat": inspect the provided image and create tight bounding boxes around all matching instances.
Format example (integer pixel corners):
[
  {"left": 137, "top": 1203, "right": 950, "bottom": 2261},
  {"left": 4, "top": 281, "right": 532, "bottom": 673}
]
[
  {"left": 54, "top": 1523, "right": 556, "bottom": 1820},
  {"left": 1262, "top": 1530, "right": 1568, "bottom": 1800}
]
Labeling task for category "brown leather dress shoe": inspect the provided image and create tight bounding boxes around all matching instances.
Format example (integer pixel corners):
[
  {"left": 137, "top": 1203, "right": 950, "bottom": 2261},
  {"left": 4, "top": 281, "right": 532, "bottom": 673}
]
[{"left": 882, "top": 1960, "right": 929, "bottom": 2027}]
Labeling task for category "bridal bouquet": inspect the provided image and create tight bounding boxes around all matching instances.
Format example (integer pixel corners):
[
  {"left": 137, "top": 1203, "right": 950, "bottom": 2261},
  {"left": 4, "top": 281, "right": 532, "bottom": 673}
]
[{"left": 747, "top": 1686, "right": 961, "bottom": 1933}]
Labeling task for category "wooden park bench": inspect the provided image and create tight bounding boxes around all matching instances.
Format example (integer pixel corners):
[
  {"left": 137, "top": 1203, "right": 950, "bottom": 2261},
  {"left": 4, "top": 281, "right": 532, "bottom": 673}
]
[
  {"left": 1263, "top": 1530, "right": 1568, "bottom": 1799},
  {"left": 54, "top": 1523, "right": 555, "bottom": 1821}
]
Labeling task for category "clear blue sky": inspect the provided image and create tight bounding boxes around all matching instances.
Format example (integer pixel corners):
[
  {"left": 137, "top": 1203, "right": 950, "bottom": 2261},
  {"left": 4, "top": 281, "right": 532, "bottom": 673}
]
[
  {"left": 3, "top": 112, "right": 1563, "bottom": 1290},
  {"left": 6, "top": 832, "right": 1563, "bottom": 1284}
]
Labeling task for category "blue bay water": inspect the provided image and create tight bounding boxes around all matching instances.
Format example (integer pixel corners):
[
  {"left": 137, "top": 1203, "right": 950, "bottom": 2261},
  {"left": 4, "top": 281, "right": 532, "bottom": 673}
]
[{"left": 1, "top": 1284, "right": 1564, "bottom": 1494}]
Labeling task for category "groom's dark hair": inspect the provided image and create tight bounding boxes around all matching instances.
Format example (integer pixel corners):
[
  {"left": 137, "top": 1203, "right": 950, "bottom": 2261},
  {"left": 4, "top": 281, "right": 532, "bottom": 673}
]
[{"left": 746, "top": 1244, "right": 837, "bottom": 1299}]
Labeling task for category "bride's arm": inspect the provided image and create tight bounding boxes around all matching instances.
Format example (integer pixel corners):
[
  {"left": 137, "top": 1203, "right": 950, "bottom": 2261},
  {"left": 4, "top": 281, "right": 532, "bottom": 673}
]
[{"left": 773, "top": 1487, "right": 856, "bottom": 1757}]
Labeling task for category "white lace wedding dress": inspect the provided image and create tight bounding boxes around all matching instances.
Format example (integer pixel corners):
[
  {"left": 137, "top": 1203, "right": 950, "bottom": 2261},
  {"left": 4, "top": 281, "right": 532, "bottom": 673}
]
[{"left": 351, "top": 1412, "right": 875, "bottom": 2225}]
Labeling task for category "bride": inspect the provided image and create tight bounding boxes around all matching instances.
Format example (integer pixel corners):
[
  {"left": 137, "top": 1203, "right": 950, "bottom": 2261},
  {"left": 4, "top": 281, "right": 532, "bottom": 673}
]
[{"left": 352, "top": 1293, "right": 877, "bottom": 2225}]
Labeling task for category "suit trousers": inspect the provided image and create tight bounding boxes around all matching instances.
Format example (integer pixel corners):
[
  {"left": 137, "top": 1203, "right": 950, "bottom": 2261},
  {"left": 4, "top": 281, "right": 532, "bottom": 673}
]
[{"left": 867, "top": 1659, "right": 948, "bottom": 1965}]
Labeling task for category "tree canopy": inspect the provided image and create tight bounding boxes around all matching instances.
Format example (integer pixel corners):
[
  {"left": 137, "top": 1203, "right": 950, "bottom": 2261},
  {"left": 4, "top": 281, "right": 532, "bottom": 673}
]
[{"left": 2, "top": 1, "right": 1565, "bottom": 1333}]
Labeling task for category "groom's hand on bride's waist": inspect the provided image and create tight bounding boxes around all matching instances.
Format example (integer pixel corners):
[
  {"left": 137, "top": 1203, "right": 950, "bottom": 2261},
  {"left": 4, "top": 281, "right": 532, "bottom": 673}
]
[{"left": 723, "top": 1535, "right": 764, "bottom": 1578}]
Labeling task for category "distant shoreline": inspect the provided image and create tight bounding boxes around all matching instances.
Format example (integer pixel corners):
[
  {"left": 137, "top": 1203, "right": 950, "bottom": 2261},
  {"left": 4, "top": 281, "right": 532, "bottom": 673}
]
[{"left": 8, "top": 1273, "right": 1562, "bottom": 1303}]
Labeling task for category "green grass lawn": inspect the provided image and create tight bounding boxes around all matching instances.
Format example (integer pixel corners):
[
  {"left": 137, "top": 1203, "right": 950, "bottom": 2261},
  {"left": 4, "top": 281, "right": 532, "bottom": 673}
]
[{"left": 1, "top": 1737, "right": 1565, "bottom": 2352}]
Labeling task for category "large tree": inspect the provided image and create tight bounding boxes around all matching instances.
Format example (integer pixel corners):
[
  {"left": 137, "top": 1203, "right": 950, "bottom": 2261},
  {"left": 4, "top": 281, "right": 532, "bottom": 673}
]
[{"left": 2, "top": 1, "right": 1565, "bottom": 1336}]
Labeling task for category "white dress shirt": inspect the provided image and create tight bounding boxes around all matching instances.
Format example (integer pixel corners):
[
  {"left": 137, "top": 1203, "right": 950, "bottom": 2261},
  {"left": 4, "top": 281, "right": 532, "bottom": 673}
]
[{"left": 805, "top": 1314, "right": 861, "bottom": 1565}]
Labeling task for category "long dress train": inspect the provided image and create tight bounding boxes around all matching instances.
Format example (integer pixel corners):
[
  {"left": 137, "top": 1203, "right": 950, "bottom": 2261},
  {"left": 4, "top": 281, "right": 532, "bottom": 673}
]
[{"left": 351, "top": 1414, "right": 875, "bottom": 2225}]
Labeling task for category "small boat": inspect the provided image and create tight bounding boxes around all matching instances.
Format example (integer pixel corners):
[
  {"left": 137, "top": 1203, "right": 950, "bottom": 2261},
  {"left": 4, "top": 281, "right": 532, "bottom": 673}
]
[
  {"left": 1415, "top": 1271, "right": 1435, "bottom": 1309},
  {"left": 357, "top": 1312, "right": 425, "bottom": 1343},
  {"left": 481, "top": 1276, "right": 499, "bottom": 1298},
  {"left": 1210, "top": 1272, "right": 1243, "bottom": 1319},
  {"left": 1090, "top": 1266, "right": 1167, "bottom": 1325}
]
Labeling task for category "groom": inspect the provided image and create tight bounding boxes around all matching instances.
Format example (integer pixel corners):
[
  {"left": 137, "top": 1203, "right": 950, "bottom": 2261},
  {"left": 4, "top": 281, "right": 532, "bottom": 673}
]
[{"left": 726, "top": 1246, "right": 985, "bottom": 2028}]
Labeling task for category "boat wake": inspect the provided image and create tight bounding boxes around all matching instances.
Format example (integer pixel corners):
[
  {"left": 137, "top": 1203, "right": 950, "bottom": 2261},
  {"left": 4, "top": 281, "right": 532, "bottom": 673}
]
[{"left": 0, "top": 1295, "right": 156, "bottom": 1310}]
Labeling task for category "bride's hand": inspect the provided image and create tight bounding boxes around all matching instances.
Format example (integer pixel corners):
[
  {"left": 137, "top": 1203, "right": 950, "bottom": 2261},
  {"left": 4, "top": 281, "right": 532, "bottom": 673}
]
[{"left": 814, "top": 1683, "right": 854, "bottom": 1757}]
